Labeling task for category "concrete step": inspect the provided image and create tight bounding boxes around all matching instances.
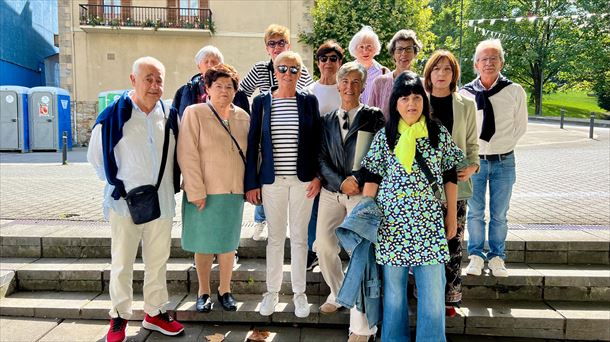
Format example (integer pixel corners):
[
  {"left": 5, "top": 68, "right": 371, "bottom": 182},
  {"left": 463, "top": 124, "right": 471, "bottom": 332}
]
[
  {"left": 0, "top": 291, "right": 608, "bottom": 340},
  {"left": 1, "top": 221, "right": 608, "bottom": 264},
  {"left": 2, "top": 257, "right": 609, "bottom": 302},
  {"left": 0, "top": 316, "right": 588, "bottom": 342}
]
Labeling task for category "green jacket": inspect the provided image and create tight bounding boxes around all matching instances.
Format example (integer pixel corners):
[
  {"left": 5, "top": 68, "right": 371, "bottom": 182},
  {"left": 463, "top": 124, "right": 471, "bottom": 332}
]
[{"left": 449, "top": 92, "right": 480, "bottom": 200}]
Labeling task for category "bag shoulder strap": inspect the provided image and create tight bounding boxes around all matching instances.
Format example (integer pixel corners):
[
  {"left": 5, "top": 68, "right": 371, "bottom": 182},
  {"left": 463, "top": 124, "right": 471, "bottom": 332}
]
[
  {"left": 155, "top": 101, "right": 171, "bottom": 189},
  {"left": 414, "top": 147, "right": 442, "bottom": 197},
  {"left": 207, "top": 103, "right": 246, "bottom": 165}
]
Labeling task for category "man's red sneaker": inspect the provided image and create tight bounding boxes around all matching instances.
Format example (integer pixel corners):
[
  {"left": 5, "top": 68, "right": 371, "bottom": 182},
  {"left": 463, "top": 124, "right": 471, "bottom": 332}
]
[
  {"left": 142, "top": 312, "right": 184, "bottom": 336},
  {"left": 106, "top": 317, "right": 127, "bottom": 342}
]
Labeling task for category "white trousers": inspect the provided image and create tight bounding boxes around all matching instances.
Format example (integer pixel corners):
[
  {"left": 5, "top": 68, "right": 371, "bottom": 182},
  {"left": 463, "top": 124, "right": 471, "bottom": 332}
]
[
  {"left": 314, "top": 189, "right": 376, "bottom": 336},
  {"left": 109, "top": 210, "right": 172, "bottom": 319},
  {"left": 262, "top": 176, "right": 314, "bottom": 294}
]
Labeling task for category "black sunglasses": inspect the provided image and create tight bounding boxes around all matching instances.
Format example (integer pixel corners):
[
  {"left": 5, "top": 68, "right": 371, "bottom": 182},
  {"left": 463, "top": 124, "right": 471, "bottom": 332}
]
[
  {"left": 318, "top": 55, "right": 339, "bottom": 63},
  {"left": 267, "top": 39, "right": 287, "bottom": 48},
  {"left": 277, "top": 65, "right": 300, "bottom": 75},
  {"left": 342, "top": 111, "right": 349, "bottom": 130}
]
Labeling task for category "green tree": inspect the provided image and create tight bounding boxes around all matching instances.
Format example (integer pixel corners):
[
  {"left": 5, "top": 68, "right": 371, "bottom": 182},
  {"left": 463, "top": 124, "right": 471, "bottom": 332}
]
[
  {"left": 299, "top": 0, "right": 434, "bottom": 76},
  {"left": 455, "top": 0, "right": 610, "bottom": 116},
  {"left": 594, "top": 70, "right": 610, "bottom": 111}
]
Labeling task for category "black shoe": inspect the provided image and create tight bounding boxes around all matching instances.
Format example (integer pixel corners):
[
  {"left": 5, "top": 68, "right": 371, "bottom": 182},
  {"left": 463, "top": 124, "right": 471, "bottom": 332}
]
[
  {"left": 306, "top": 251, "right": 319, "bottom": 271},
  {"left": 196, "top": 294, "right": 213, "bottom": 313},
  {"left": 217, "top": 290, "right": 237, "bottom": 311}
]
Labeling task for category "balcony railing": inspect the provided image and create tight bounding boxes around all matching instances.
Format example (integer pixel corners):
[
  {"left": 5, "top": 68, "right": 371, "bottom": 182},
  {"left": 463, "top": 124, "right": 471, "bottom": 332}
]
[{"left": 79, "top": 4, "right": 213, "bottom": 31}]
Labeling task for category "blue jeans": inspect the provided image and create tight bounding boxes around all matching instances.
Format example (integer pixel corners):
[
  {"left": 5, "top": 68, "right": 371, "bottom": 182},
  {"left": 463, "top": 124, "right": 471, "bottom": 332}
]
[
  {"left": 382, "top": 263, "right": 446, "bottom": 342},
  {"left": 467, "top": 153, "right": 516, "bottom": 260},
  {"left": 306, "top": 194, "right": 320, "bottom": 251},
  {"left": 254, "top": 204, "right": 266, "bottom": 223}
]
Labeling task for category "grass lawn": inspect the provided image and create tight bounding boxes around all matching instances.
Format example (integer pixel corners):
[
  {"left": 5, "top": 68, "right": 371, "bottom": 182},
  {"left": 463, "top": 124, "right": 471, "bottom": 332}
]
[{"left": 527, "top": 91, "right": 607, "bottom": 119}]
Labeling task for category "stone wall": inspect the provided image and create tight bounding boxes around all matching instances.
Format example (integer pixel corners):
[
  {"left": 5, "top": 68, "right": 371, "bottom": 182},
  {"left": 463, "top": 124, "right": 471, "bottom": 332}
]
[
  {"left": 74, "top": 101, "right": 98, "bottom": 146},
  {"left": 58, "top": 0, "right": 73, "bottom": 96}
]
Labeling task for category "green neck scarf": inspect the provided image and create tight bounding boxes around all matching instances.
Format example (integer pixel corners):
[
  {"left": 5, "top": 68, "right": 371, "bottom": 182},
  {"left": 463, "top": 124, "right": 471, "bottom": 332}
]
[{"left": 394, "top": 116, "right": 428, "bottom": 173}]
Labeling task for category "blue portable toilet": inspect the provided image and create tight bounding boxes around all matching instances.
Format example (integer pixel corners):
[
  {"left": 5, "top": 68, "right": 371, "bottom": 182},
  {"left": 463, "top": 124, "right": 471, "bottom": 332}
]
[
  {"left": 28, "top": 87, "right": 72, "bottom": 151},
  {"left": 0, "top": 86, "right": 30, "bottom": 152}
]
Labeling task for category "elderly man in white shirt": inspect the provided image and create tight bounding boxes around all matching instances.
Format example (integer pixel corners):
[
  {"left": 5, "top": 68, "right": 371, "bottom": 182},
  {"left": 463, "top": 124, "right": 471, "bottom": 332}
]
[
  {"left": 459, "top": 39, "right": 528, "bottom": 278},
  {"left": 88, "top": 56, "right": 184, "bottom": 342}
]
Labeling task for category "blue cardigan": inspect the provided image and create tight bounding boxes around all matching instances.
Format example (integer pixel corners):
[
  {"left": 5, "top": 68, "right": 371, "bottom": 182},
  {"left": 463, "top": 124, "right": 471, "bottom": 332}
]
[
  {"left": 244, "top": 89, "right": 321, "bottom": 191},
  {"left": 93, "top": 92, "right": 180, "bottom": 199}
]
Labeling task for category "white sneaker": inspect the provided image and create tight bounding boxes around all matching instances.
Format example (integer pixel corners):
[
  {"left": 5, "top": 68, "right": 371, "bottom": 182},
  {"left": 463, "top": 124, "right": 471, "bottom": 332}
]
[
  {"left": 259, "top": 292, "right": 278, "bottom": 316},
  {"left": 293, "top": 293, "right": 310, "bottom": 318},
  {"left": 488, "top": 256, "right": 509, "bottom": 277},
  {"left": 252, "top": 222, "right": 267, "bottom": 241},
  {"left": 466, "top": 255, "right": 485, "bottom": 276}
]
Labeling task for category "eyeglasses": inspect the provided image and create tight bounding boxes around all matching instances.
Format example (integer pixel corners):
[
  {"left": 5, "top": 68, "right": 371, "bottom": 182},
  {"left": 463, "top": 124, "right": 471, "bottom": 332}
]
[
  {"left": 357, "top": 44, "right": 374, "bottom": 52},
  {"left": 318, "top": 55, "right": 339, "bottom": 63},
  {"left": 395, "top": 46, "right": 416, "bottom": 54},
  {"left": 478, "top": 56, "right": 500, "bottom": 64},
  {"left": 277, "top": 65, "right": 300, "bottom": 75},
  {"left": 266, "top": 39, "right": 287, "bottom": 48}
]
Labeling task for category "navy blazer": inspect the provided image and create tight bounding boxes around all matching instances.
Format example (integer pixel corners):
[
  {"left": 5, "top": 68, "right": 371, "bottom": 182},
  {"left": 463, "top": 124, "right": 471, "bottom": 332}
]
[{"left": 244, "top": 90, "right": 321, "bottom": 192}]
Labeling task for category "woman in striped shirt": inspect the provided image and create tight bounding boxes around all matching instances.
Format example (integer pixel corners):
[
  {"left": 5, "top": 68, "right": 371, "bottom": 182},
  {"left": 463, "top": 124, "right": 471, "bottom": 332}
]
[
  {"left": 244, "top": 51, "right": 322, "bottom": 319},
  {"left": 239, "top": 24, "right": 313, "bottom": 241}
]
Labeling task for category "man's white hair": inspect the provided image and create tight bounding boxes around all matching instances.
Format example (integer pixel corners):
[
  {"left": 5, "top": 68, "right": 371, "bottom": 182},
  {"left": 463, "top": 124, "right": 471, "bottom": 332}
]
[
  {"left": 194, "top": 45, "right": 224, "bottom": 66},
  {"left": 132, "top": 56, "right": 165, "bottom": 76},
  {"left": 473, "top": 39, "right": 505, "bottom": 69}
]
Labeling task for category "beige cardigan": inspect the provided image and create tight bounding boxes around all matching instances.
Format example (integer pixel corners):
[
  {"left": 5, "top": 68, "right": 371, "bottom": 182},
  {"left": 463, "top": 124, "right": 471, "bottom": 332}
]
[
  {"left": 177, "top": 103, "right": 250, "bottom": 202},
  {"left": 449, "top": 92, "right": 480, "bottom": 200}
]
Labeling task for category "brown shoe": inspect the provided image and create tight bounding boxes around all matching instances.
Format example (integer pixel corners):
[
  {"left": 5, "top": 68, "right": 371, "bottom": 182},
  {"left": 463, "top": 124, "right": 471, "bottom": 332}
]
[
  {"left": 347, "top": 333, "right": 372, "bottom": 342},
  {"left": 319, "top": 301, "right": 340, "bottom": 315}
]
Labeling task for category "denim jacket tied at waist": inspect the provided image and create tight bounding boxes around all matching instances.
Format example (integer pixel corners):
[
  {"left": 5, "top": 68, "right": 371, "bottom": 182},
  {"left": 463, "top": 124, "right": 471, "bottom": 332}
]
[{"left": 335, "top": 196, "right": 382, "bottom": 328}]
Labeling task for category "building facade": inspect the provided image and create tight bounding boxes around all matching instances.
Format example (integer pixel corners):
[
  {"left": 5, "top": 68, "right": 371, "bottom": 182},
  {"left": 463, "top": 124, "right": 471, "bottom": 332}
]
[
  {"left": 1, "top": 0, "right": 60, "bottom": 87},
  {"left": 58, "top": 0, "right": 314, "bottom": 145}
]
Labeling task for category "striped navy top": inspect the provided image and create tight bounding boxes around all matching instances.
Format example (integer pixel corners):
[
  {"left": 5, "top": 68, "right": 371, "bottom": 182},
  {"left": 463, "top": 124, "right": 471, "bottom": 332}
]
[
  {"left": 239, "top": 60, "right": 313, "bottom": 97},
  {"left": 270, "top": 97, "right": 299, "bottom": 175}
]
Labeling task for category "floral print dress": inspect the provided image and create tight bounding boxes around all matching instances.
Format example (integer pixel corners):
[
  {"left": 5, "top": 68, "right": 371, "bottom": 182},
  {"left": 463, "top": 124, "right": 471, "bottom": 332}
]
[{"left": 361, "top": 126, "right": 464, "bottom": 267}]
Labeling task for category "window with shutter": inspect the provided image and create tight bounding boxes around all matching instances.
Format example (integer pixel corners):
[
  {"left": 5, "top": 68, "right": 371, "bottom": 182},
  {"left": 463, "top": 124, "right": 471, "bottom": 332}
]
[{"left": 104, "top": 0, "right": 121, "bottom": 19}]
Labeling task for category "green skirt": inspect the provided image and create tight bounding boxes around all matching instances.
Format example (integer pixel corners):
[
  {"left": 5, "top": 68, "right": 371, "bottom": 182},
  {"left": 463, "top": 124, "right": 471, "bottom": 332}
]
[{"left": 181, "top": 193, "right": 244, "bottom": 254}]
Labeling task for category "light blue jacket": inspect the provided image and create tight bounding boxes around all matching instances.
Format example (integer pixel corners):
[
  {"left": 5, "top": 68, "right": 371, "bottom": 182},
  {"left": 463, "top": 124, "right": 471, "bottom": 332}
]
[{"left": 335, "top": 197, "right": 382, "bottom": 328}]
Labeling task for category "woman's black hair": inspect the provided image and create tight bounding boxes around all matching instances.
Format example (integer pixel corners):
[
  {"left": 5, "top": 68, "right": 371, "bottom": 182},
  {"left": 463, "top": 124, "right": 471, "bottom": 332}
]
[{"left": 385, "top": 71, "right": 441, "bottom": 150}]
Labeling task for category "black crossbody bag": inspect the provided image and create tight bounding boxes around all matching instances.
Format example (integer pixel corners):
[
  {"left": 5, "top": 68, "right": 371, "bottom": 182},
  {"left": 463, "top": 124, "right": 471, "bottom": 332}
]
[
  {"left": 207, "top": 103, "right": 246, "bottom": 165},
  {"left": 414, "top": 148, "right": 444, "bottom": 202},
  {"left": 123, "top": 105, "right": 171, "bottom": 224}
]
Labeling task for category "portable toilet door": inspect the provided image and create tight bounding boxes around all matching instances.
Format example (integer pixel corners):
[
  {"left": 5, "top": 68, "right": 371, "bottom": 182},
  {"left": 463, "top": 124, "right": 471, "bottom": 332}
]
[
  {"left": 0, "top": 86, "right": 30, "bottom": 152},
  {"left": 98, "top": 91, "right": 109, "bottom": 113},
  {"left": 105, "top": 90, "right": 126, "bottom": 110},
  {"left": 29, "top": 87, "right": 72, "bottom": 151}
]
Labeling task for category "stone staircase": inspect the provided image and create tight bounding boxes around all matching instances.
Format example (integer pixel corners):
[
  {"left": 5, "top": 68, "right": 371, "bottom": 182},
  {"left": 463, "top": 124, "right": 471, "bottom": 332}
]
[{"left": 1, "top": 220, "right": 609, "bottom": 340}]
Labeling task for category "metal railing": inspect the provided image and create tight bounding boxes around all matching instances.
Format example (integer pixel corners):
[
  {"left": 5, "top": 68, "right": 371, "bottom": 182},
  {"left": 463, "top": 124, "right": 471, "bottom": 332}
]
[{"left": 78, "top": 4, "right": 213, "bottom": 30}]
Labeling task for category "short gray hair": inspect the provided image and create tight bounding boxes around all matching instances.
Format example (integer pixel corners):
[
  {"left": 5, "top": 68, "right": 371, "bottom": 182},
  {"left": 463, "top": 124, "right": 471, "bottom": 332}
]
[
  {"left": 473, "top": 39, "right": 505, "bottom": 68},
  {"left": 348, "top": 26, "right": 382, "bottom": 58},
  {"left": 194, "top": 45, "right": 224, "bottom": 66},
  {"left": 274, "top": 51, "right": 303, "bottom": 68},
  {"left": 387, "top": 29, "right": 422, "bottom": 55},
  {"left": 132, "top": 56, "right": 165, "bottom": 76},
  {"left": 336, "top": 61, "right": 367, "bottom": 84}
]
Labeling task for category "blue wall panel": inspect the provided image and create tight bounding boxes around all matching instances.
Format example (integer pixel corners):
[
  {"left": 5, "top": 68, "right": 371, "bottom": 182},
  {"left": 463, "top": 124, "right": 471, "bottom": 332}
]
[{"left": 0, "top": 0, "right": 59, "bottom": 87}]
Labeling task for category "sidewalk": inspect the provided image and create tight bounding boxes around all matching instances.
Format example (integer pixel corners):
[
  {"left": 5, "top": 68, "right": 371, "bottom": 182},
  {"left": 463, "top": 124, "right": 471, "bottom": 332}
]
[{"left": 1, "top": 122, "right": 609, "bottom": 227}]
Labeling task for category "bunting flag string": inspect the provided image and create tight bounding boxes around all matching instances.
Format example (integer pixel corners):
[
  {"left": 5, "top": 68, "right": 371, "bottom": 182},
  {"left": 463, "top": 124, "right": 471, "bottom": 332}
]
[
  {"left": 467, "top": 12, "right": 608, "bottom": 27},
  {"left": 470, "top": 24, "right": 535, "bottom": 43}
]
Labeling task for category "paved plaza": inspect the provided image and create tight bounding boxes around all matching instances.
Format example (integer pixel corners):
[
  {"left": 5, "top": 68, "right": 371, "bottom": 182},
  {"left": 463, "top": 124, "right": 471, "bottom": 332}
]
[{"left": 1, "top": 122, "right": 609, "bottom": 226}]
